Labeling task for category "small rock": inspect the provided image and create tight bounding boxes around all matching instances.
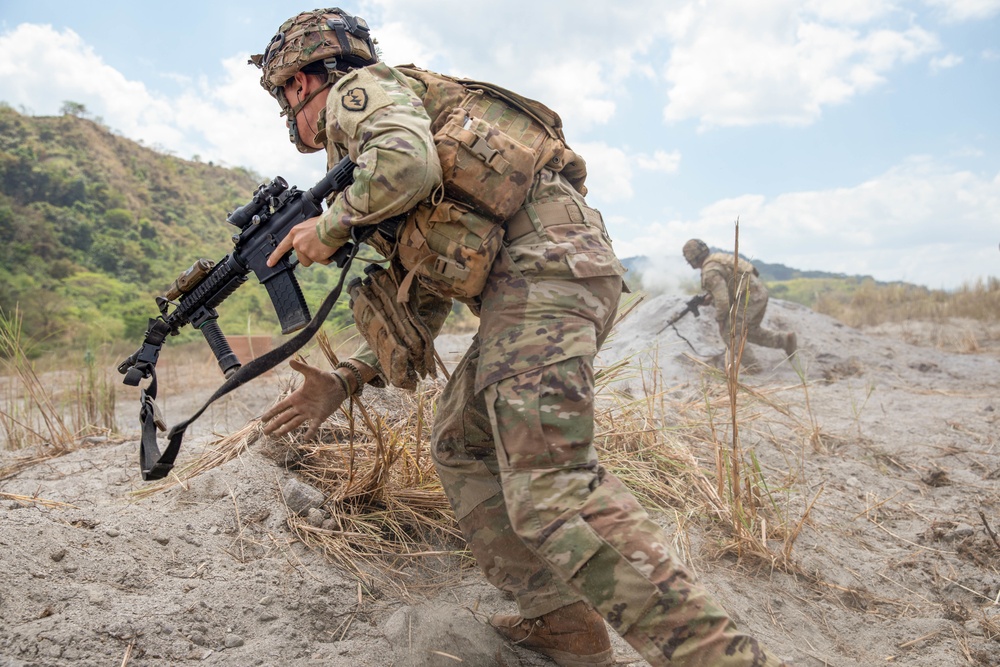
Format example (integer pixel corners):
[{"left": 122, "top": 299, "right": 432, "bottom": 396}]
[
  {"left": 50, "top": 549, "right": 67, "bottom": 562},
  {"left": 281, "top": 478, "right": 326, "bottom": 517},
  {"left": 921, "top": 470, "right": 950, "bottom": 487},
  {"left": 224, "top": 634, "right": 245, "bottom": 649},
  {"left": 105, "top": 528, "right": 120, "bottom": 538},
  {"left": 964, "top": 619, "right": 984, "bottom": 636},
  {"left": 952, "top": 524, "right": 975, "bottom": 540},
  {"left": 306, "top": 507, "right": 326, "bottom": 527},
  {"left": 153, "top": 535, "right": 170, "bottom": 545}
]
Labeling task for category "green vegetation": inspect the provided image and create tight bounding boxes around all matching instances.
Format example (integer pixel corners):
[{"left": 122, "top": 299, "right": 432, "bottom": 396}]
[
  {"left": 766, "top": 275, "right": 875, "bottom": 309},
  {"left": 0, "top": 104, "right": 359, "bottom": 356}
]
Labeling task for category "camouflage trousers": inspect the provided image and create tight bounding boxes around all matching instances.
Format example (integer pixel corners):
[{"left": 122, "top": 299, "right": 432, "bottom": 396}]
[
  {"left": 432, "top": 270, "right": 783, "bottom": 666},
  {"left": 719, "top": 293, "right": 788, "bottom": 370}
]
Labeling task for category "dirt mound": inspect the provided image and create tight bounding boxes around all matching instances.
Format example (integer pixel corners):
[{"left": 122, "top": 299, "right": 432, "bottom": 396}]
[{"left": 2, "top": 298, "right": 999, "bottom": 666}]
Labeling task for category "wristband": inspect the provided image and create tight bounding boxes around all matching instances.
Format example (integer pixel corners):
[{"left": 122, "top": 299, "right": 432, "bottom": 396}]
[
  {"left": 330, "top": 370, "right": 350, "bottom": 395},
  {"left": 335, "top": 361, "right": 365, "bottom": 396}
]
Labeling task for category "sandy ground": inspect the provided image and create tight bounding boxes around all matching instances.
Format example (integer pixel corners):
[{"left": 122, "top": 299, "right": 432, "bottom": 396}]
[{"left": 2, "top": 295, "right": 999, "bottom": 667}]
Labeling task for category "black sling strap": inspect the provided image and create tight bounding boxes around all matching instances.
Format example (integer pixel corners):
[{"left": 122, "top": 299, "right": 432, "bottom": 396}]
[{"left": 135, "top": 240, "right": 364, "bottom": 481}]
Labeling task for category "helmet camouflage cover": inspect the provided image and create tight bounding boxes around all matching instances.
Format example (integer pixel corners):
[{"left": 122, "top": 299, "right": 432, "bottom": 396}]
[
  {"left": 249, "top": 7, "right": 378, "bottom": 95},
  {"left": 683, "top": 238, "right": 710, "bottom": 265},
  {"left": 249, "top": 8, "right": 378, "bottom": 152}
]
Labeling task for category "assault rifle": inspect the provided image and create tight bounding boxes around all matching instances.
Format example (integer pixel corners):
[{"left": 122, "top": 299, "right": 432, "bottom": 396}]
[
  {"left": 118, "top": 155, "right": 359, "bottom": 387},
  {"left": 117, "top": 155, "right": 376, "bottom": 481},
  {"left": 655, "top": 293, "right": 709, "bottom": 335}
]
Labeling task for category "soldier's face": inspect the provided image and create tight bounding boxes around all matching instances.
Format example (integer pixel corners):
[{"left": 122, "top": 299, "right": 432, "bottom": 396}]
[{"left": 282, "top": 79, "right": 324, "bottom": 150}]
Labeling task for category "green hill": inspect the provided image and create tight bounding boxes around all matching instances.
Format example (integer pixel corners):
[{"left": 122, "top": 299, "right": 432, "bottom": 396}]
[{"left": 0, "top": 104, "right": 356, "bottom": 354}]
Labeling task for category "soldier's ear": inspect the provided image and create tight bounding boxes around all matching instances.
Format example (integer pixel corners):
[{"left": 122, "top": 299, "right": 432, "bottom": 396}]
[{"left": 289, "top": 71, "right": 310, "bottom": 101}]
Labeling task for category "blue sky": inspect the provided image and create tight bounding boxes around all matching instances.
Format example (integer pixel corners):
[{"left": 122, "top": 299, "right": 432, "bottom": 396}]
[{"left": 1, "top": 1, "right": 998, "bottom": 290}]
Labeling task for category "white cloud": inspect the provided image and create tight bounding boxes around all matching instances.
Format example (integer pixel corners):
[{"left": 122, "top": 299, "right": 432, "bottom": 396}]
[
  {"left": 922, "top": 0, "right": 1000, "bottom": 22},
  {"left": 358, "top": 0, "right": 675, "bottom": 134},
  {"left": 662, "top": 1, "right": 940, "bottom": 128},
  {"left": 636, "top": 150, "right": 682, "bottom": 173},
  {"left": 615, "top": 158, "right": 1000, "bottom": 289},
  {"left": 803, "top": 0, "right": 898, "bottom": 24},
  {"left": 930, "top": 53, "right": 963, "bottom": 73},
  {"left": 573, "top": 141, "right": 636, "bottom": 202},
  {"left": 0, "top": 23, "right": 319, "bottom": 188},
  {"left": 569, "top": 144, "right": 682, "bottom": 204}
]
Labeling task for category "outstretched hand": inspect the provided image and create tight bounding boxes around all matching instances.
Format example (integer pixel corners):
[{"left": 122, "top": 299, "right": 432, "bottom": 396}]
[{"left": 261, "top": 358, "right": 348, "bottom": 440}]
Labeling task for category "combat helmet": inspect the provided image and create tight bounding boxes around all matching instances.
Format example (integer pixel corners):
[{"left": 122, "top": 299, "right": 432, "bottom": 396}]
[
  {"left": 250, "top": 7, "right": 378, "bottom": 152},
  {"left": 682, "top": 239, "right": 710, "bottom": 267}
]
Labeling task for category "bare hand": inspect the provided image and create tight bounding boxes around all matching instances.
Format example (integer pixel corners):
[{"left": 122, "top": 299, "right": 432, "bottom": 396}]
[
  {"left": 266, "top": 216, "right": 341, "bottom": 268},
  {"left": 261, "top": 358, "right": 348, "bottom": 440}
]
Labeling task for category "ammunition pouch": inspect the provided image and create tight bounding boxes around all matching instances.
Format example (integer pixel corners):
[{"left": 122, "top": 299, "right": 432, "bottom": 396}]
[
  {"left": 395, "top": 199, "right": 504, "bottom": 300},
  {"left": 433, "top": 86, "right": 579, "bottom": 221},
  {"left": 348, "top": 264, "right": 436, "bottom": 390}
]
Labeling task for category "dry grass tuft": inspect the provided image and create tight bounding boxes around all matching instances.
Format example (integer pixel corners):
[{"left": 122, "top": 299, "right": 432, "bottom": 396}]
[
  {"left": 0, "top": 491, "right": 78, "bottom": 509},
  {"left": 674, "top": 220, "right": 818, "bottom": 571},
  {"left": 1, "top": 307, "right": 74, "bottom": 450},
  {"left": 129, "top": 420, "right": 266, "bottom": 500},
  {"left": 1, "top": 307, "right": 118, "bottom": 453}
]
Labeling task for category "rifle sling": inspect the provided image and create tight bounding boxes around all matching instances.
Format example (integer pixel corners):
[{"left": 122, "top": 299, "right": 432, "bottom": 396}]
[{"left": 135, "top": 241, "right": 363, "bottom": 481}]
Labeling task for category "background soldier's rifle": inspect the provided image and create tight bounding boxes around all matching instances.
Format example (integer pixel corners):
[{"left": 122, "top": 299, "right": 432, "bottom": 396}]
[{"left": 655, "top": 293, "right": 709, "bottom": 335}]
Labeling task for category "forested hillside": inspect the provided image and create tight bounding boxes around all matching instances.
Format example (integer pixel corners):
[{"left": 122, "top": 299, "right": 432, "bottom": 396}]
[{"left": 0, "top": 105, "right": 354, "bottom": 353}]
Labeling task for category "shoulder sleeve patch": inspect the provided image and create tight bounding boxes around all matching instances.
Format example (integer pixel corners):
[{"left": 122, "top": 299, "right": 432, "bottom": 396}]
[{"left": 331, "top": 68, "right": 393, "bottom": 138}]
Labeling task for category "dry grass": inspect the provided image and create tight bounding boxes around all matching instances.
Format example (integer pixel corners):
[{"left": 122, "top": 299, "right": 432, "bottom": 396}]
[
  {"left": 689, "top": 220, "right": 818, "bottom": 570},
  {"left": 1, "top": 307, "right": 118, "bottom": 452},
  {"left": 815, "top": 276, "right": 1000, "bottom": 328},
  {"left": 0, "top": 491, "right": 78, "bottom": 509},
  {"left": 134, "top": 323, "right": 815, "bottom": 595},
  {"left": 5, "top": 283, "right": 819, "bottom": 595},
  {"left": 278, "top": 336, "right": 458, "bottom": 593},
  {"left": 1, "top": 307, "right": 74, "bottom": 450}
]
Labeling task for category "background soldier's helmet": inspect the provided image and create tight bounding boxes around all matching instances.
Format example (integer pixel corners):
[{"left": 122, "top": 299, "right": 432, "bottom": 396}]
[
  {"left": 250, "top": 8, "right": 378, "bottom": 152},
  {"left": 683, "top": 238, "right": 710, "bottom": 266}
]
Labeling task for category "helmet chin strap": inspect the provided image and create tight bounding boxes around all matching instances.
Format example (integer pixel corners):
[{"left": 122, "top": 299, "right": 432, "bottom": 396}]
[{"left": 279, "top": 80, "right": 333, "bottom": 153}]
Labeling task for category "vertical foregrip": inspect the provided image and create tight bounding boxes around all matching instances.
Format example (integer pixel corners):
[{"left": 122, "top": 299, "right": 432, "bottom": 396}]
[{"left": 199, "top": 319, "right": 241, "bottom": 377}]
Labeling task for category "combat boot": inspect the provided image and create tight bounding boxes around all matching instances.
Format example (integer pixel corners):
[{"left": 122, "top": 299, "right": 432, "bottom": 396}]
[
  {"left": 490, "top": 600, "right": 614, "bottom": 667},
  {"left": 783, "top": 332, "right": 798, "bottom": 357}
]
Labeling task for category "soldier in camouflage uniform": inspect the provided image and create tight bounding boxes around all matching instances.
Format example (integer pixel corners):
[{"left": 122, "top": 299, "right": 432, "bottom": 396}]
[
  {"left": 256, "top": 9, "right": 789, "bottom": 666},
  {"left": 683, "top": 239, "right": 797, "bottom": 373}
]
